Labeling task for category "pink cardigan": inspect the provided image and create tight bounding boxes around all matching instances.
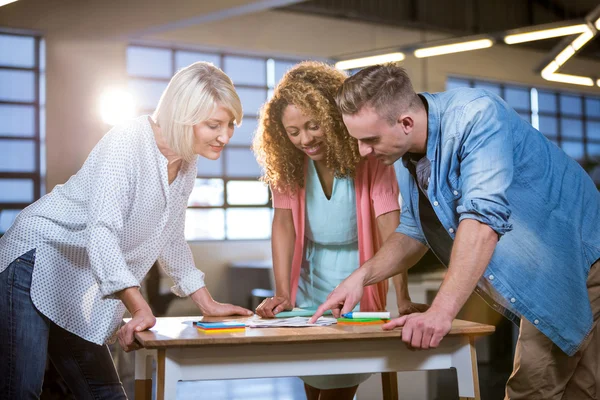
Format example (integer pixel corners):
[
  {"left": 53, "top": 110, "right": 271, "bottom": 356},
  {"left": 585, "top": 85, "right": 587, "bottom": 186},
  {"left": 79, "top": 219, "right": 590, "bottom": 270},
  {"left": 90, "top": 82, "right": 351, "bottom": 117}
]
[{"left": 272, "top": 156, "right": 400, "bottom": 311}]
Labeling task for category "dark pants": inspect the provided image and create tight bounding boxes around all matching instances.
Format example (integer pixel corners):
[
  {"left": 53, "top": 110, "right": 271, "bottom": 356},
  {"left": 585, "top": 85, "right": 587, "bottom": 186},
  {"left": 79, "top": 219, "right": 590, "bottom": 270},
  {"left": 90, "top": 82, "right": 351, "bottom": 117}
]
[{"left": 0, "top": 250, "right": 127, "bottom": 399}]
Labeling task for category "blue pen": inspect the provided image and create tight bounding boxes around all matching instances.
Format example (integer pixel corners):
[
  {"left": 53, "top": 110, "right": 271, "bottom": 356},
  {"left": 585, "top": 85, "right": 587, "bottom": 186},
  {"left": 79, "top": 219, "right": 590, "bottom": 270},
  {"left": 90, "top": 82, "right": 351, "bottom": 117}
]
[{"left": 341, "top": 312, "right": 391, "bottom": 319}]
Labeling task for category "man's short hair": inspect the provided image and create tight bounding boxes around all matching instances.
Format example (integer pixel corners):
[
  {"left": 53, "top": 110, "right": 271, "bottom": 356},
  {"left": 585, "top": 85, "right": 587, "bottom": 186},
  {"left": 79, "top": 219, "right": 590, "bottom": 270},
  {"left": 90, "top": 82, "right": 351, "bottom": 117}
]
[{"left": 336, "top": 64, "right": 420, "bottom": 124}]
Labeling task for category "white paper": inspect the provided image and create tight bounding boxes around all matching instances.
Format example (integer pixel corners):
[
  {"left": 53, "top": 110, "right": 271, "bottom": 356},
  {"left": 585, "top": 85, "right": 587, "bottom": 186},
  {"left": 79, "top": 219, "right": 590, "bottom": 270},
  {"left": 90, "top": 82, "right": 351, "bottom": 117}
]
[{"left": 246, "top": 315, "right": 337, "bottom": 328}]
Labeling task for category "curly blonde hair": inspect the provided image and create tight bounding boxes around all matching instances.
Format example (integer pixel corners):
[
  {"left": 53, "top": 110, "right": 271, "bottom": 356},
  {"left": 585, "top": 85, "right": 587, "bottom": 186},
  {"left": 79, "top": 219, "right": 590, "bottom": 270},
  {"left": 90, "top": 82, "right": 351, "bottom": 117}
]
[{"left": 252, "top": 61, "right": 361, "bottom": 194}]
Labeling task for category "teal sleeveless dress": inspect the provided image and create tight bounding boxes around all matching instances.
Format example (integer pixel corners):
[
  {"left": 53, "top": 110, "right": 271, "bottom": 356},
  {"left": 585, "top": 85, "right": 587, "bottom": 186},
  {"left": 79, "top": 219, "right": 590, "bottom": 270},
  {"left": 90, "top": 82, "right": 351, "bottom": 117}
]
[{"left": 296, "top": 160, "right": 372, "bottom": 389}]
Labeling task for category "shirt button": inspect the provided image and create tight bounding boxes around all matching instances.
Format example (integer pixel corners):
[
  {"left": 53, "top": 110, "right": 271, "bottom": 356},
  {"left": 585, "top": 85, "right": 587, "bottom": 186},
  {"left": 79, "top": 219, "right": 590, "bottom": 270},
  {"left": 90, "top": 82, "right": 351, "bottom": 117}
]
[
  {"left": 453, "top": 190, "right": 459, "bottom": 195},
  {"left": 449, "top": 228, "right": 454, "bottom": 233},
  {"left": 534, "top": 319, "right": 539, "bottom": 325},
  {"left": 510, "top": 297, "right": 516, "bottom": 303},
  {"left": 488, "top": 275, "right": 494, "bottom": 280},
  {"left": 433, "top": 201, "right": 439, "bottom": 206},
  {"left": 427, "top": 177, "right": 430, "bottom": 184}
]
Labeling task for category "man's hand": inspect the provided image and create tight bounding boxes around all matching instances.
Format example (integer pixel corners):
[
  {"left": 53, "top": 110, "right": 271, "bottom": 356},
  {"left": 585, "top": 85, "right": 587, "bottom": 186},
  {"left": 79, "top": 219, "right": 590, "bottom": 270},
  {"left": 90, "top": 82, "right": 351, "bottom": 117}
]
[
  {"left": 117, "top": 307, "right": 156, "bottom": 352},
  {"left": 308, "top": 269, "right": 366, "bottom": 323},
  {"left": 255, "top": 295, "right": 293, "bottom": 318},
  {"left": 382, "top": 308, "right": 453, "bottom": 349},
  {"left": 191, "top": 287, "right": 253, "bottom": 317}
]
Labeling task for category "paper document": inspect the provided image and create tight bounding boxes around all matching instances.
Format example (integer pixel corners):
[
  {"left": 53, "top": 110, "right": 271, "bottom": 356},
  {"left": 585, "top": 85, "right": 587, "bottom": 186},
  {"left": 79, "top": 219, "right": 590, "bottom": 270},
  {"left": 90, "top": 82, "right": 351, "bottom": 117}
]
[{"left": 246, "top": 315, "right": 337, "bottom": 328}]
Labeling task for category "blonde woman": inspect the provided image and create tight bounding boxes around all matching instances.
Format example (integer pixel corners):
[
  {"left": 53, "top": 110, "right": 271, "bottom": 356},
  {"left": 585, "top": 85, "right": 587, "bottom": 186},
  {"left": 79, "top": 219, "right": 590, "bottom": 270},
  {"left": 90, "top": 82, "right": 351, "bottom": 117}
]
[
  {"left": 0, "top": 62, "right": 252, "bottom": 399},
  {"left": 253, "top": 62, "right": 425, "bottom": 400}
]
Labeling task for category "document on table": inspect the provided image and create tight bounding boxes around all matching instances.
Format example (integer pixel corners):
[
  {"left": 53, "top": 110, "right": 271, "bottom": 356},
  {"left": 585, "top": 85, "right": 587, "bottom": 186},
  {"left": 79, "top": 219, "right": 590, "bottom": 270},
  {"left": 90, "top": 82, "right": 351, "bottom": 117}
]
[{"left": 246, "top": 315, "right": 337, "bottom": 328}]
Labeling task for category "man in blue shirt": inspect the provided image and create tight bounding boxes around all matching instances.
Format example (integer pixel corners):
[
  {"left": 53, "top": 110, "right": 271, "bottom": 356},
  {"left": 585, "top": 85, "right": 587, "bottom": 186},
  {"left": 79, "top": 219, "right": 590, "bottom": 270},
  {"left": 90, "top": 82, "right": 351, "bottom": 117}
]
[{"left": 310, "top": 64, "right": 600, "bottom": 398}]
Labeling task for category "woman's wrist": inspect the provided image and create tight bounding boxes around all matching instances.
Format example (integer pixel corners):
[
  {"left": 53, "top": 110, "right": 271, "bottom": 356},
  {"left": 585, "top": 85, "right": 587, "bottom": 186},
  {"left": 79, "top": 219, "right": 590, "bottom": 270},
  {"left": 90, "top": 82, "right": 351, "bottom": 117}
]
[{"left": 190, "top": 287, "right": 215, "bottom": 312}]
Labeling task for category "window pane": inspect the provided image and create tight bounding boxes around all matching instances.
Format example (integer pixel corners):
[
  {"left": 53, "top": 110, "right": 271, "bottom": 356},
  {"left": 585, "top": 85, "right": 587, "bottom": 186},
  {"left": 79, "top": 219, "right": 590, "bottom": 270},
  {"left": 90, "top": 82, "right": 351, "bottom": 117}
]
[
  {"left": 537, "top": 91, "right": 556, "bottom": 113},
  {"left": 587, "top": 121, "right": 600, "bottom": 141},
  {"left": 196, "top": 157, "right": 222, "bottom": 177},
  {"left": 225, "top": 208, "right": 271, "bottom": 239},
  {"left": 129, "top": 79, "right": 168, "bottom": 110},
  {"left": 274, "top": 60, "right": 297, "bottom": 85},
  {"left": 224, "top": 56, "right": 266, "bottom": 86},
  {"left": 185, "top": 209, "right": 225, "bottom": 240},
  {"left": 188, "top": 178, "right": 223, "bottom": 206},
  {"left": 40, "top": 39, "right": 45, "bottom": 71},
  {"left": 446, "top": 77, "right": 469, "bottom": 90},
  {"left": 0, "top": 105, "right": 35, "bottom": 136},
  {"left": 227, "top": 181, "right": 268, "bottom": 205},
  {"left": 40, "top": 74, "right": 45, "bottom": 106},
  {"left": 561, "top": 118, "right": 583, "bottom": 140},
  {"left": 539, "top": 116, "right": 557, "bottom": 137},
  {"left": 0, "top": 34, "right": 35, "bottom": 68},
  {"left": 588, "top": 143, "right": 600, "bottom": 159},
  {"left": 175, "top": 51, "right": 220, "bottom": 70},
  {"left": 560, "top": 95, "right": 582, "bottom": 116},
  {"left": 561, "top": 141, "right": 584, "bottom": 161},
  {"left": 127, "top": 46, "right": 172, "bottom": 78},
  {"left": 504, "top": 87, "right": 530, "bottom": 111},
  {"left": 225, "top": 148, "right": 261, "bottom": 177},
  {"left": 237, "top": 87, "right": 267, "bottom": 117},
  {"left": 585, "top": 97, "right": 600, "bottom": 118},
  {"left": 473, "top": 81, "right": 501, "bottom": 96},
  {"left": 230, "top": 117, "right": 258, "bottom": 145},
  {"left": 0, "top": 70, "right": 35, "bottom": 102},
  {"left": 0, "top": 209, "right": 21, "bottom": 233},
  {"left": 0, "top": 140, "right": 35, "bottom": 172},
  {"left": 0, "top": 179, "right": 34, "bottom": 202}
]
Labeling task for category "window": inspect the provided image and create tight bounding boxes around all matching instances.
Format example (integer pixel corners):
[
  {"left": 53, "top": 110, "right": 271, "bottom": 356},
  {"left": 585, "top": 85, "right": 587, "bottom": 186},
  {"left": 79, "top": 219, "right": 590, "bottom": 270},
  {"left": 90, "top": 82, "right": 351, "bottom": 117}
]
[
  {"left": 0, "top": 32, "right": 44, "bottom": 234},
  {"left": 447, "top": 77, "right": 600, "bottom": 163},
  {"left": 127, "top": 45, "right": 300, "bottom": 240}
]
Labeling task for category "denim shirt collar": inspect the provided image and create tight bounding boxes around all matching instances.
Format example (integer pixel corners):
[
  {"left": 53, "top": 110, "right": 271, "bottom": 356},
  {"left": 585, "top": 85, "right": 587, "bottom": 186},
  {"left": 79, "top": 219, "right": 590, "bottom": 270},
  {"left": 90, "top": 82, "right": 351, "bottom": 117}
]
[{"left": 401, "top": 92, "right": 440, "bottom": 169}]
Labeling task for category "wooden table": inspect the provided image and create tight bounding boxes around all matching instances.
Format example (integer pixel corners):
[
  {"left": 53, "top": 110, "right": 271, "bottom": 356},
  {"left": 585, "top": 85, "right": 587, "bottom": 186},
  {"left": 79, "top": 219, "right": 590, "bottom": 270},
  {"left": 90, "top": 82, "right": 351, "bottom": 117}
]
[{"left": 133, "top": 316, "right": 494, "bottom": 400}]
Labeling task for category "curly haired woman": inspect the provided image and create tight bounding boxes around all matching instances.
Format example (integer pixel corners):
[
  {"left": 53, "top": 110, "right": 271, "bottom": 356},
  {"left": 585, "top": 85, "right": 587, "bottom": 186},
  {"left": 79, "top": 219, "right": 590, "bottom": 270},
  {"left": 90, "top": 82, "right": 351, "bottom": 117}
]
[{"left": 253, "top": 61, "right": 426, "bottom": 399}]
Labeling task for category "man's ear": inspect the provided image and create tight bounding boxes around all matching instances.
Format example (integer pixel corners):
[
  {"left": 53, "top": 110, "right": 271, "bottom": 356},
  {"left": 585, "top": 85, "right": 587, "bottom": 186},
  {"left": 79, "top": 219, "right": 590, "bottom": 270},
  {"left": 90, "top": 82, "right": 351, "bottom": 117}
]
[{"left": 399, "top": 115, "right": 414, "bottom": 134}]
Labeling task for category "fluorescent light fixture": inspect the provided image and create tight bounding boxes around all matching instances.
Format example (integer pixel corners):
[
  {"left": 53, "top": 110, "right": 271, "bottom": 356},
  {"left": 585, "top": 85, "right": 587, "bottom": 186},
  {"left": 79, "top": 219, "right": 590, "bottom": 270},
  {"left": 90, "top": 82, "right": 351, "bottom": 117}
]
[
  {"left": 504, "top": 24, "right": 589, "bottom": 44},
  {"left": 572, "top": 28, "right": 594, "bottom": 50},
  {"left": 597, "top": 79, "right": 600, "bottom": 87},
  {"left": 100, "top": 89, "right": 135, "bottom": 126},
  {"left": 543, "top": 73, "right": 594, "bottom": 86},
  {"left": 541, "top": 61, "right": 559, "bottom": 79},
  {"left": 414, "top": 39, "right": 493, "bottom": 58},
  {"left": 555, "top": 45, "right": 575, "bottom": 66},
  {"left": 335, "top": 52, "right": 405, "bottom": 70},
  {"left": 596, "top": 18, "right": 600, "bottom": 30},
  {"left": 0, "top": 0, "right": 18, "bottom": 5}
]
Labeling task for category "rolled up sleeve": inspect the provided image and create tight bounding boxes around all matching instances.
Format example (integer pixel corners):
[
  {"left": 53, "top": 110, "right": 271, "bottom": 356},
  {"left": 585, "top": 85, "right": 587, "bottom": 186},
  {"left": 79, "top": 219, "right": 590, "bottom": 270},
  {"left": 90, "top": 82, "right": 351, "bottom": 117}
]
[
  {"left": 158, "top": 207, "right": 205, "bottom": 297},
  {"left": 86, "top": 134, "right": 139, "bottom": 299},
  {"left": 455, "top": 97, "right": 514, "bottom": 237},
  {"left": 370, "top": 159, "right": 400, "bottom": 217}
]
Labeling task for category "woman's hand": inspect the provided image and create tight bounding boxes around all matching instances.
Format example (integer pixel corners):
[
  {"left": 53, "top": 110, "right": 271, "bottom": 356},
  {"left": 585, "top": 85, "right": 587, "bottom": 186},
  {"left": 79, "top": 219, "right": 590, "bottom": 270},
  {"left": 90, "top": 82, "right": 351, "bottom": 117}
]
[
  {"left": 397, "top": 300, "right": 430, "bottom": 316},
  {"left": 191, "top": 287, "right": 253, "bottom": 317},
  {"left": 117, "top": 307, "right": 156, "bottom": 352},
  {"left": 255, "top": 295, "right": 293, "bottom": 318}
]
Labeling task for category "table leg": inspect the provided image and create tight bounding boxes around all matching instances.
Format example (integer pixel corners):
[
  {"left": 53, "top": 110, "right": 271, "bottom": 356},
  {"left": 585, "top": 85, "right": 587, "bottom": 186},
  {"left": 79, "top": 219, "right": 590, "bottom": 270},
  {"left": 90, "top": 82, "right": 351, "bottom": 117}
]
[
  {"left": 456, "top": 336, "right": 481, "bottom": 400},
  {"left": 134, "top": 348, "right": 154, "bottom": 400},
  {"left": 381, "top": 372, "right": 399, "bottom": 400},
  {"left": 156, "top": 349, "right": 180, "bottom": 400}
]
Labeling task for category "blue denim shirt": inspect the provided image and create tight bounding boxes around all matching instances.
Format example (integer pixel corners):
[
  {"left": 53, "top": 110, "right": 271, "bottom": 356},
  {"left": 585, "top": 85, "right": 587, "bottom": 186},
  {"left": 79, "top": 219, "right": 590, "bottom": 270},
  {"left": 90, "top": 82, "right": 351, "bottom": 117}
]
[{"left": 395, "top": 88, "right": 600, "bottom": 356}]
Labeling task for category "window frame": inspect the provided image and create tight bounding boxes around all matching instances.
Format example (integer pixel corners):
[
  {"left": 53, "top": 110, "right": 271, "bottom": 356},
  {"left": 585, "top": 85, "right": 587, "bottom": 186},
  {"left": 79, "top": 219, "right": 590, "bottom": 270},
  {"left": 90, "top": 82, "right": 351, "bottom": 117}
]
[{"left": 0, "top": 31, "right": 44, "bottom": 234}]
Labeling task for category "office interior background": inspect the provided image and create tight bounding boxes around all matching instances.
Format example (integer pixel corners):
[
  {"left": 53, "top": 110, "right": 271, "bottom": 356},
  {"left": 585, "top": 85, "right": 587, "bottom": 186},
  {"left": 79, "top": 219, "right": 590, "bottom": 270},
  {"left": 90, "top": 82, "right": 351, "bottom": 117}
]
[{"left": 1, "top": 0, "right": 599, "bottom": 399}]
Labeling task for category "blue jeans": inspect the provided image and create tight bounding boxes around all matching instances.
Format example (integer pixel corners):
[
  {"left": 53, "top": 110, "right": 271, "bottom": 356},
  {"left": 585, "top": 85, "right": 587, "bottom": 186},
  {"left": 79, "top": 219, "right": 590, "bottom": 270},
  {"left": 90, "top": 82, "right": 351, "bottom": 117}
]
[{"left": 0, "top": 250, "right": 127, "bottom": 399}]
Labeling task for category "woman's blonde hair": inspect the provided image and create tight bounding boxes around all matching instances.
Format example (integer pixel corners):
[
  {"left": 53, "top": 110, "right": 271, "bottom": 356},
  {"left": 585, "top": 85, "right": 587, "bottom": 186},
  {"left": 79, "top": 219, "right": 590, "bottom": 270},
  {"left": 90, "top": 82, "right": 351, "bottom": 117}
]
[
  {"left": 252, "top": 61, "right": 361, "bottom": 193},
  {"left": 153, "top": 62, "right": 243, "bottom": 162}
]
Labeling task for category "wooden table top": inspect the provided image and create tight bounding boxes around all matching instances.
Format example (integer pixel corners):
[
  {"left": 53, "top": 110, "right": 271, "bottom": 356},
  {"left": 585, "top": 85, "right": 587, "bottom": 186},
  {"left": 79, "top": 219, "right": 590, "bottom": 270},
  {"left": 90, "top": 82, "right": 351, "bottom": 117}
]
[{"left": 134, "top": 316, "right": 495, "bottom": 349}]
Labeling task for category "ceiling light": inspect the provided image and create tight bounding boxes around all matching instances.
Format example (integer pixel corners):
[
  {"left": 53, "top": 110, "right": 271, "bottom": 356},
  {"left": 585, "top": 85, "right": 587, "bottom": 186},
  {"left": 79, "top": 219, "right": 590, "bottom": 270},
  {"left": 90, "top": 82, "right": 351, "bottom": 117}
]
[
  {"left": 0, "top": 0, "right": 19, "bottom": 5},
  {"left": 571, "top": 28, "right": 594, "bottom": 50},
  {"left": 335, "top": 52, "right": 405, "bottom": 70},
  {"left": 541, "top": 61, "right": 559, "bottom": 79},
  {"left": 414, "top": 39, "right": 493, "bottom": 58},
  {"left": 543, "top": 73, "right": 594, "bottom": 86},
  {"left": 504, "top": 24, "right": 589, "bottom": 44},
  {"left": 100, "top": 89, "right": 135, "bottom": 126},
  {"left": 596, "top": 18, "right": 600, "bottom": 30},
  {"left": 597, "top": 79, "right": 600, "bottom": 87},
  {"left": 555, "top": 46, "right": 575, "bottom": 66}
]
